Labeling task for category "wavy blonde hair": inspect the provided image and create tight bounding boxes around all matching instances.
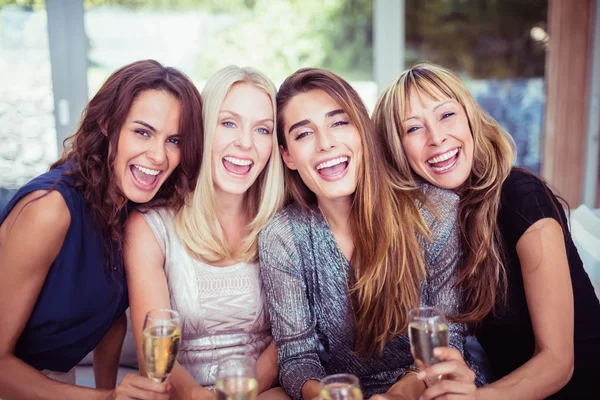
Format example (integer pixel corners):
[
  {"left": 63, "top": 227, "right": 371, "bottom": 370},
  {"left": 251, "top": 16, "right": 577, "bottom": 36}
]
[
  {"left": 277, "top": 68, "right": 428, "bottom": 355},
  {"left": 175, "top": 66, "right": 284, "bottom": 263},
  {"left": 372, "top": 62, "right": 517, "bottom": 323}
]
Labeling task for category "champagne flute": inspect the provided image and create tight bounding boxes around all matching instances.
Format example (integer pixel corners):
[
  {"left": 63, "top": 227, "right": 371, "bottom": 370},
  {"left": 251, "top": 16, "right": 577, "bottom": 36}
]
[
  {"left": 319, "top": 374, "right": 363, "bottom": 400},
  {"left": 142, "top": 308, "right": 182, "bottom": 383},
  {"left": 408, "top": 307, "right": 449, "bottom": 385},
  {"left": 214, "top": 354, "right": 258, "bottom": 400}
]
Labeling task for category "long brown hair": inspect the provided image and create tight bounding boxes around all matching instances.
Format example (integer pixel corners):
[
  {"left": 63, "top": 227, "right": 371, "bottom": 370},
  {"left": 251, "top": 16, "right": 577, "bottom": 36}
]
[
  {"left": 276, "top": 68, "right": 428, "bottom": 355},
  {"left": 52, "top": 59, "right": 204, "bottom": 270},
  {"left": 372, "top": 62, "right": 516, "bottom": 323}
]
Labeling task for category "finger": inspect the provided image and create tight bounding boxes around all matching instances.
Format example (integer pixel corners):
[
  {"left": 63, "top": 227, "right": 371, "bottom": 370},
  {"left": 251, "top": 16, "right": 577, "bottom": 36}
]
[
  {"left": 121, "top": 374, "right": 169, "bottom": 393},
  {"left": 424, "top": 396, "right": 471, "bottom": 400},
  {"left": 116, "top": 385, "right": 169, "bottom": 400},
  {"left": 422, "top": 361, "right": 475, "bottom": 382},
  {"left": 419, "top": 379, "right": 476, "bottom": 400},
  {"left": 433, "top": 347, "right": 463, "bottom": 362}
]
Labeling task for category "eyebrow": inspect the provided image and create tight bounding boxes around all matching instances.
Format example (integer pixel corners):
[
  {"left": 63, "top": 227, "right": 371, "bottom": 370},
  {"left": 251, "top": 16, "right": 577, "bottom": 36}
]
[
  {"left": 220, "top": 110, "right": 274, "bottom": 125},
  {"left": 326, "top": 109, "right": 345, "bottom": 118},
  {"left": 133, "top": 120, "right": 157, "bottom": 132},
  {"left": 403, "top": 101, "right": 454, "bottom": 122},
  {"left": 133, "top": 120, "right": 180, "bottom": 137},
  {"left": 287, "top": 109, "right": 347, "bottom": 135}
]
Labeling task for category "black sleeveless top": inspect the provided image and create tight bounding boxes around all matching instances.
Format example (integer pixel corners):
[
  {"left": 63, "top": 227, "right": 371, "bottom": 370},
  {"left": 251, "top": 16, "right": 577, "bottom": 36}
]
[{"left": 477, "top": 168, "right": 600, "bottom": 399}]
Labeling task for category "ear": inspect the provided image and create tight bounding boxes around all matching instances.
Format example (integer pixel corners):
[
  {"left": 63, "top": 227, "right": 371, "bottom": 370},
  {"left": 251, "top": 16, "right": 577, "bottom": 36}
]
[
  {"left": 280, "top": 145, "right": 297, "bottom": 170},
  {"left": 99, "top": 119, "right": 109, "bottom": 137}
]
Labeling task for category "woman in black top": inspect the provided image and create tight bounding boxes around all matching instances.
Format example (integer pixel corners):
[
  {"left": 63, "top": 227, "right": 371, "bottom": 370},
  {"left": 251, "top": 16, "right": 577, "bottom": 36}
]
[{"left": 373, "top": 62, "right": 600, "bottom": 399}]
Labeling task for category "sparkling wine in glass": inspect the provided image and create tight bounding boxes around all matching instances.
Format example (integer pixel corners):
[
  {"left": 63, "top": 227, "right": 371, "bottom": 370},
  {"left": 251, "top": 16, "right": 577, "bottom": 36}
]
[
  {"left": 142, "top": 308, "right": 182, "bottom": 383},
  {"left": 408, "top": 307, "right": 449, "bottom": 384},
  {"left": 215, "top": 354, "right": 258, "bottom": 400},
  {"left": 319, "top": 374, "right": 363, "bottom": 400}
]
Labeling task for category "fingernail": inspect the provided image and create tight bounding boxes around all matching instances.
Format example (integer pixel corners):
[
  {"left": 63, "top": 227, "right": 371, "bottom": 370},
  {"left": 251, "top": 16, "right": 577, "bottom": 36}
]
[
  {"left": 418, "top": 397, "right": 423, "bottom": 400},
  {"left": 417, "top": 371, "right": 426, "bottom": 380},
  {"left": 433, "top": 347, "right": 442, "bottom": 356}
]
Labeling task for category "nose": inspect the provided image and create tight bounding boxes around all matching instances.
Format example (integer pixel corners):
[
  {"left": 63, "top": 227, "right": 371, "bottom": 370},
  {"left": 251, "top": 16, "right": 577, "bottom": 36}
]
[
  {"left": 316, "top": 128, "right": 336, "bottom": 152},
  {"left": 427, "top": 123, "right": 448, "bottom": 146},
  {"left": 147, "top": 139, "right": 167, "bottom": 165},
  {"left": 235, "top": 126, "right": 252, "bottom": 150}
]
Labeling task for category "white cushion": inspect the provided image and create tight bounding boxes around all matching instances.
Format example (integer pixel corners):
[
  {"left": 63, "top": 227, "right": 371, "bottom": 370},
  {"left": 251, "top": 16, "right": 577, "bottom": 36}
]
[{"left": 570, "top": 205, "right": 600, "bottom": 300}]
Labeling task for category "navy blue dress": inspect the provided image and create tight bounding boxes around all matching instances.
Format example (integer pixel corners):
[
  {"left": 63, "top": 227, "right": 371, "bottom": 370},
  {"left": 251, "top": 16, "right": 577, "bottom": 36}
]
[{"left": 0, "top": 163, "right": 128, "bottom": 372}]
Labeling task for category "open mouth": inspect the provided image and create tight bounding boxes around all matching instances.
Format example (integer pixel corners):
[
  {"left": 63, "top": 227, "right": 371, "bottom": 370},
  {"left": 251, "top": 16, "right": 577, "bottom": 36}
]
[
  {"left": 130, "top": 164, "right": 162, "bottom": 189},
  {"left": 426, "top": 148, "right": 460, "bottom": 173},
  {"left": 223, "top": 156, "right": 253, "bottom": 176},
  {"left": 315, "top": 156, "right": 349, "bottom": 178}
]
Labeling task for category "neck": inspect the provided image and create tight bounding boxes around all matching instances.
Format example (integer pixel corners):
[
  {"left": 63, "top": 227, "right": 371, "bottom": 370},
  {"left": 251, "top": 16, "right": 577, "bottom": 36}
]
[
  {"left": 215, "top": 188, "right": 246, "bottom": 217},
  {"left": 318, "top": 196, "right": 354, "bottom": 262},
  {"left": 317, "top": 196, "right": 352, "bottom": 235},
  {"left": 214, "top": 188, "right": 249, "bottom": 250}
]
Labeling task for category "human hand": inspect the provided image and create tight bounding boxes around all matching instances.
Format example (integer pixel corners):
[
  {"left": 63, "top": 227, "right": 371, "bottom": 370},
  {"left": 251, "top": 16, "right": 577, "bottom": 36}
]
[
  {"left": 105, "top": 374, "right": 171, "bottom": 400},
  {"left": 417, "top": 347, "right": 476, "bottom": 400}
]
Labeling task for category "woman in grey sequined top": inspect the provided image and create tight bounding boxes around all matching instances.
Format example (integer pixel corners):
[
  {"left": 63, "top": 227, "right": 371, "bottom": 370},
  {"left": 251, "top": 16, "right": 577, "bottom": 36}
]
[
  {"left": 124, "top": 66, "right": 286, "bottom": 399},
  {"left": 259, "top": 68, "right": 484, "bottom": 400}
]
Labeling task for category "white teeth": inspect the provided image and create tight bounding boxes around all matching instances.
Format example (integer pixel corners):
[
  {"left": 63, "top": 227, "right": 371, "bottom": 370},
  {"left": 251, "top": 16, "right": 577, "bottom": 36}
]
[
  {"left": 316, "top": 156, "right": 348, "bottom": 170},
  {"left": 133, "top": 165, "right": 160, "bottom": 176},
  {"left": 427, "top": 148, "right": 459, "bottom": 164},
  {"left": 224, "top": 156, "right": 253, "bottom": 166}
]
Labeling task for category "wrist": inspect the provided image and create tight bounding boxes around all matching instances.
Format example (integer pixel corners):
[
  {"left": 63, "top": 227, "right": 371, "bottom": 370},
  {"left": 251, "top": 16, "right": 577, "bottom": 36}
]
[{"left": 94, "top": 389, "right": 113, "bottom": 400}]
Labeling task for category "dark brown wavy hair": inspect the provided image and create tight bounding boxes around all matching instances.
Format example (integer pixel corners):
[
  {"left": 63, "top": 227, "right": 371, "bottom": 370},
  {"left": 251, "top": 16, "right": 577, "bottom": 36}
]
[
  {"left": 51, "top": 59, "right": 204, "bottom": 271},
  {"left": 276, "top": 68, "right": 428, "bottom": 355},
  {"left": 373, "top": 62, "right": 516, "bottom": 324}
]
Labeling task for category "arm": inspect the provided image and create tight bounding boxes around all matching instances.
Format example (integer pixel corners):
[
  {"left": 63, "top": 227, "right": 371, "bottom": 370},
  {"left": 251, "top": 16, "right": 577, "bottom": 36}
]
[
  {"left": 124, "top": 211, "right": 212, "bottom": 400},
  {"left": 0, "top": 191, "right": 169, "bottom": 400},
  {"left": 258, "top": 220, "right": 326, "bottom": 400},
  {"left": 256, "top": 340, "right": 279, "bottom": 393},
  {"left": 370, "top": 374, "right": 426, "bottom": 400},
  {"left": 476, "top": 218, "right": 574, "bottom": 399},
  {"left": 0, "top": 190, "right": 106, "bottom": 400},
  {"left": 94, "top": 313, "right": 128, "bottom": 389}
]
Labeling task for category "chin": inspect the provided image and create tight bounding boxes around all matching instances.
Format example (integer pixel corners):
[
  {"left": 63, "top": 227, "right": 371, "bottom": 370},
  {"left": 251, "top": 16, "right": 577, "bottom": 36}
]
[{"left": 123, "top": 188, "right": 157, "bottom": 204}]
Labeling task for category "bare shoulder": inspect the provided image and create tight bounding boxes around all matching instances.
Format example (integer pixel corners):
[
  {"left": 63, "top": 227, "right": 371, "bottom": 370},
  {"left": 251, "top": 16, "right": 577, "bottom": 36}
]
[
  {"left": 125, "top": 210, "right": 150, "bottom": 235},
  {"left": 0, "top": 190, "right": 71, "bottom": 278},
  {"left": 0, "top": 190, "right": 70, "bottom": 241}
]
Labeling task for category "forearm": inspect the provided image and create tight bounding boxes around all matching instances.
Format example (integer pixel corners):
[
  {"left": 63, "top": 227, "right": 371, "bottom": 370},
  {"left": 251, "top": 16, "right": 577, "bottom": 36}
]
[
  {"left": 168, "top": 362, "right": 212, "bottom": 400},
  {"left": 93, "top": 314, "right": 127, "bottom": 389},
  {"left": 256, "top": 341, "right": 279, "bottom": 393},
  {"left": 0, "top": 355, "right": 108, "bottom": 400},
  {"left": 477, "top": 350, "right": 573, "bottom": 400}
]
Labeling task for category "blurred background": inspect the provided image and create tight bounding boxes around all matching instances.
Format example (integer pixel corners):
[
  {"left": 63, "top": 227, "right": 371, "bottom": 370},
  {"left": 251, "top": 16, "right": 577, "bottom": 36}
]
[{"left": 0, "top": 0, "right": 598, "bottom": 208}]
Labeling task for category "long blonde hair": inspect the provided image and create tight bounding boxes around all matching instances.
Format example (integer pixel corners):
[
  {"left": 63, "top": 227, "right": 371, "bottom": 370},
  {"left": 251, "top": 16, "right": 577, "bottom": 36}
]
[
  {"left": 276, "top": 68, "right": 428, "bottom": 355},
  {"left": 175, "top": 66, "right": 285, "bottom": 263},
  {"left": 372, "top": 62, "right": 517, "bottom": 322}
]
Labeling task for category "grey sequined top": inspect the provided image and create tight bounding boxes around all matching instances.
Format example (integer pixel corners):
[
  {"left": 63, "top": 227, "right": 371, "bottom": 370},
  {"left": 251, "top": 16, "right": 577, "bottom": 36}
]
[
  {"left": 143, "top": 208, "right": 272, "bottom": 388},
  {"left": 258, "top": 185, "right": 485, "bottom": 400}
]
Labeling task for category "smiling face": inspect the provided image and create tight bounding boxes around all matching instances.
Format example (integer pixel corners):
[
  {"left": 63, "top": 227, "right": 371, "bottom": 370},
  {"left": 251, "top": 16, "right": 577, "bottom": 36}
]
[
  {"left": 280, "top": 89, "right": 362, "bottom": 203},
  {"left": 211, "top": 83, "right": 274, "bottom": 198},
  {"left": 112, "top": 89, "right": 182, "bottom": 203},
  {"left": 400, "top": 89, "right": 474, "bottom": 190}
]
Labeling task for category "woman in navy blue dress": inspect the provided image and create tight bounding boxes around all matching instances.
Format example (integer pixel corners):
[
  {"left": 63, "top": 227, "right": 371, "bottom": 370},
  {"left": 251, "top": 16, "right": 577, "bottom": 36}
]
[{"left": 0, "top": 60, "right": 204, "bottom": 399}]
